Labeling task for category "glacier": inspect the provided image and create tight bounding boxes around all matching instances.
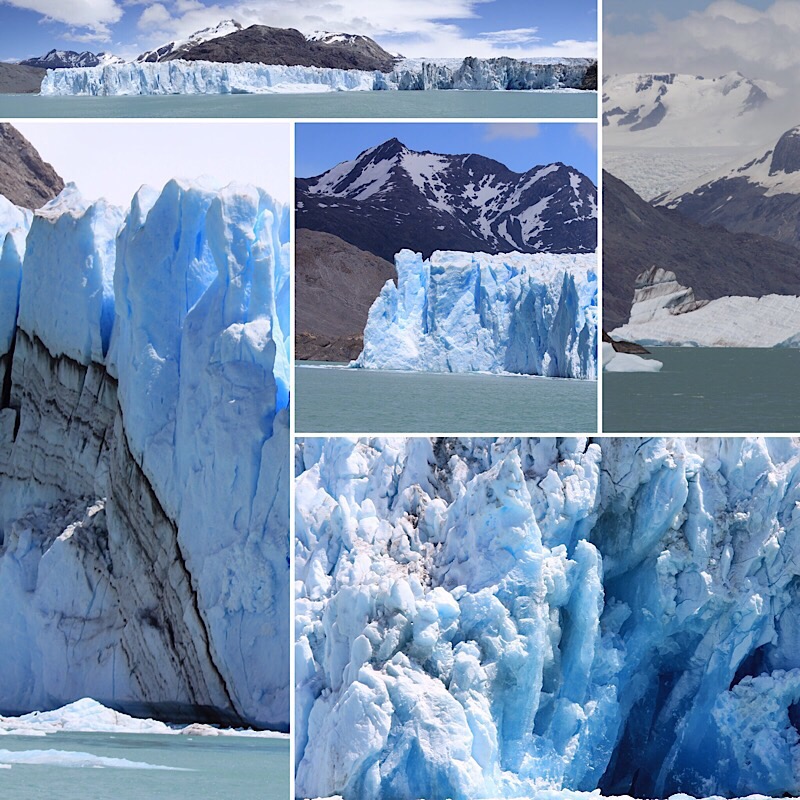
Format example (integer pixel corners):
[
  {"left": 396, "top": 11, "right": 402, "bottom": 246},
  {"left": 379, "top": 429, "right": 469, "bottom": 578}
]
[
  {"left": 611, "top": 267, "right": 800, "bottom": 347},
  {"left": 353, "top": 250, "right": 597, "bottom": 380},
  {"left": 40, "top": 57, "right": 596, "bottom": 96},
  {"left": 0, "top": 179, "right": 289, "bottom": 729},
  {"left": 296, "top": 436, "right": 800, "bottom": 799}
]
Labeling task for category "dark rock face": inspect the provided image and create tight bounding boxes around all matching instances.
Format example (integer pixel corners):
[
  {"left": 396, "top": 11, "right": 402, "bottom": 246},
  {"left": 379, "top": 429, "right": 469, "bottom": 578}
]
[
  {"left": 603, "top": 170, "right": 800, "bottom": 329},
  {"left": 297, "top": 138, "right": 597, "bottom": 264},
  {"left": 581, "top": 62, "right": 597, "bottom": 90},
  {"left": 294, "top": 229, "right": 395, "bottom": 361},
  {"left": 769, "top": 127, "right": 800, "bottom": 175},
  {"left": 0, "top": 124, "right": 64, "bottom": 209},
  {"left": 0, "top": 63, "right": 45, "bottom": 94},
  {"left": 602, "top": 330, "right": 650, "bottom": 354},
  {"left": 171, "top": 24, "right": 397, "bottom": 72}
]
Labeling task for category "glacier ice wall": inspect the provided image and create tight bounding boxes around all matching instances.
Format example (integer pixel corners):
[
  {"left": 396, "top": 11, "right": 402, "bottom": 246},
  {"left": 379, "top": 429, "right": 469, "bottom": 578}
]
[
  {"left": 40, "top": 57, "right": 596, "bottom": 96},
  {"left": 295, "top": 436, "right": 800, "bottom": 798},
  {"left": 354, "top": 250, "right": 597, "bottom": 380},
  {"left": 0, "top": 180, "right": 289, "bottom": 729}
]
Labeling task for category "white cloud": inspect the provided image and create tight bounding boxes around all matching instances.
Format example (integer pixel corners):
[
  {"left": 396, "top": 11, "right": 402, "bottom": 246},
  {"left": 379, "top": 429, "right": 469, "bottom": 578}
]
[
  {"left": 605, "top": 0, "right": 800, "bottom": 90},
  {"left": 476, "top": 27, "right": 540, "bottom": 45},
  {"left": 1, "top": 0, "right": 122, "bottom": 37},
  {"left": 138, "top": 2, "right": 172, "bottom": 29},
  {"left": 572, "top": 122, "right": 597, "bottom": 150},
  {"left": 483, "top": 123, "right": 541, "bottom": 141}
]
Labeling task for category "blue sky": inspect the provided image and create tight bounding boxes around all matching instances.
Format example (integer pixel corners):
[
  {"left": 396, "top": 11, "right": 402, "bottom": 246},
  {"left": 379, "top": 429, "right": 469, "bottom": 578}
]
[
  {"left": 0, "top": 0, "right": 596, "bottom": 61},
  {"left": 296, "top": 123, "right": 598, "bottom": 183},
  {"left": 604, "top": 0, "right": 799, "bottom": 88}
]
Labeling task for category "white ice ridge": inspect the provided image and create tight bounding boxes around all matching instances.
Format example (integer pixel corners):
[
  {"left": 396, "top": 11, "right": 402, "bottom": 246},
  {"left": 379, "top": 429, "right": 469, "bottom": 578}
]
[
  {"left": 0, "top": 749, "right": 189, "bottom": 770},
  {"left": 0, "top": 698, "right": 288, "bottom": 737},
  {"left": 0, "top": 180, "right": 290, "bottom": 730},
  {"left": 611, "top": 266, "right": 800, "bottom": 347},
  {"left": 295, "top": 436, "right": 800, "bottom": 800},
  {"left": 39, "top": 57, "right": 595, "bottom": 96},
  {"left": 353, "top": 250, "right": 597, "bottom": 379}
]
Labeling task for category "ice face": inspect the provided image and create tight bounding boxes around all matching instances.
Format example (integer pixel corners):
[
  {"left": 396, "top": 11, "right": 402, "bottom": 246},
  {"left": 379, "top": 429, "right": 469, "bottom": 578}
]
[
  {"left": 40, "top": 58, "right": 596, "bottom": 96},
  {"left": 353, "top": 250, "right": 597, "bottom": 379},
  {"left": 0, "top": 180, "right": 289, "bottom": 729},
  {"left": 295, "top": 437, "right": 800, "bottom": 799}
]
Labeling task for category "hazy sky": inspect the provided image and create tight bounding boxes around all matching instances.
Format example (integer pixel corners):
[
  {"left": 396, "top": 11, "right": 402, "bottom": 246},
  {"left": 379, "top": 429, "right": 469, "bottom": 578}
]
[
  {"left": 605, "top": 0, "right": 800, "bottom": 90},
  {"left": 13, "top": 122, "right": 290, "bottom": 206},
  {"left": 296, "top": 122, "right": 598, "bottom": 184},
  {"left": 0, "top": 0, "right": 597, "bottom": 62}
]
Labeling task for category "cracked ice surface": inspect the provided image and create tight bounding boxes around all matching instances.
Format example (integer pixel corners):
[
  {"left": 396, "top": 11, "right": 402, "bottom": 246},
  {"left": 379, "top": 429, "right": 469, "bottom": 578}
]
[
  {"left": 354, "top": 251, "right": 597, "bottom": 379},
  {"left": 295, "top": 436, "right": 800, "bottom": 799}
]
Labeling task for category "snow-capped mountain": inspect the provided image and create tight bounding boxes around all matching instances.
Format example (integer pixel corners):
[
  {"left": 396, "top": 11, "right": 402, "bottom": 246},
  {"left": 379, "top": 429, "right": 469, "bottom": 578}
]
[
  {"left": 136, "top": 19, "right": 243, "bottom": 62},
  {"left": 603, "top": 72, "right": 775, "bottom": 146},
  {"left": 20, "top": 49, "right": 124, "bottom": 69},
  {"left": 602, "top": 170, "right": 800, "bottom": 329},
  {"left": 656, "top": 125, "right": 800, "bottom": 248},
  {"left": 296, "top": 138, "right": 597, "bottom": 261}
]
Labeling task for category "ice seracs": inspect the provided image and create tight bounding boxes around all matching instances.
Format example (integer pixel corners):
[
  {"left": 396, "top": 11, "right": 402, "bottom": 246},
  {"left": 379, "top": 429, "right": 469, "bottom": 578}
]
[
  {"left": 354, "top": 250, "right": 597, "bottom": 379},
  {"left": 41, "top": 57, "right": 597, "bottom": 96},
  {"left": 295, "top": 436, "right": 800, "bottom": 799},
  {"left": 611, "top": 266, "right": 800, "bottom": 347},
  {"left": 0, "top": 179, "right": 289, "bottom": 730}
]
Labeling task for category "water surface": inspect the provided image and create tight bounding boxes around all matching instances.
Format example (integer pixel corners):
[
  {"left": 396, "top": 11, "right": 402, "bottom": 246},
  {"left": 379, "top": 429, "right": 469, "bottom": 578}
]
[
  {"left": 603, "top": 347, "right": 800, "bottom": 432},
  {"left": 296, "top": 362, "right": 597, "bottom": 433},
  {"left": 0, "top": 90, "right": 597, "bottom": 119},
  {"left": 0, "top": 731, "right": 288, "bottom": 800}
]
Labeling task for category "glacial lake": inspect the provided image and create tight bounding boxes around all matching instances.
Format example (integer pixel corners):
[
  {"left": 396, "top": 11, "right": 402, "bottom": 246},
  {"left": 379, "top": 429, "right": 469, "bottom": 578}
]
[
  {"left": 0, "top": 731, "right": 289, "bottom": 800},
  {"left": 0, "top": 90, "right": 597, "bottom": 119},
  {"left": 296, "top": 362, "right": 598, "bottom": 433},
  {"left": 603, "top": 347, "right": 800, "bottom": 432}
]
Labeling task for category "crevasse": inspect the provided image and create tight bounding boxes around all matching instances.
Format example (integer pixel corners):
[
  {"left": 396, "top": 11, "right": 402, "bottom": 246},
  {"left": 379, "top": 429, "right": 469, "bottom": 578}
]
[
  {"left": 0, "top": 181, "right": 289, "bottom": 729},
  {"left": 295, "top": 436, "right": 800, "bottom": 798}
]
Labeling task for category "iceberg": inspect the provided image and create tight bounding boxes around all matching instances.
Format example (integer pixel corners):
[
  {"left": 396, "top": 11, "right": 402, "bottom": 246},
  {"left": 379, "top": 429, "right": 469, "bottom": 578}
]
[
  {"left": 602, "top": 342, "right": 662, "bottom": 372},
  {"left": 611, "top": 267, "right": 800, "bottom": 347},
  {"left": 40, "top": 57, "right": 597, "bottom": 96},
  {"left": 296, "top": 436, "right": 800, "bottom": 799},
  {"left": 0, "top": 180, "right": 289, "bottom": 730},
  {"left": 353, "top": 250, "right": 597, "bottom": 379}
]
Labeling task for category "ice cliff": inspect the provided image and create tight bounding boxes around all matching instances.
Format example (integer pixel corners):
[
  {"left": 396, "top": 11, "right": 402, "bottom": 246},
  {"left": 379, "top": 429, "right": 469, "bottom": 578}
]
[
  {"left": 353, "top": 250, "right": 597, "bottom": 380},
  {"left": 40, "top": 57, "right": 596, "bottom": 96},
  {"left": 0, "top": 180, "right": 289, "bottom": 729},
  {"left": 296, "top": 436, "right": 800, "bottom": 799},
  {"left": 611, "top": 266, "right": 800, "bottom": 347}
]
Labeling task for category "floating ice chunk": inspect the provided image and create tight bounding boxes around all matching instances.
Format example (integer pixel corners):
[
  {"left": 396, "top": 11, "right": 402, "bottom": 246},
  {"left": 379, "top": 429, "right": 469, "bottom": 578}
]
[{"left": 602, "top": 343, "right": 663, "bottom": 372}]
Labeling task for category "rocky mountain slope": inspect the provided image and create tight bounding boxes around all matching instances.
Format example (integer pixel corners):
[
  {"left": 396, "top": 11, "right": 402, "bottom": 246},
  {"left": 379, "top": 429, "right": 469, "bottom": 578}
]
[
  {"left": 20, "top": 49, "right": 123, "bottom": 69},
  {"left": 295, "top": 229, "right": 394, "bottom": 361},
  {"left": 603, "top": 170, "right": 800, "bottom": 329},
  {"left": 297, "top": 138, "right": 597, "bottom": 263},
  {"left": 171, "top": 24, "right": 397, "bottom": 71},
  {"left": 656, "top": 125, "right": 800, "bottom": 248},
  {"left": 0, "top": 124, "right": 64, "bottom": 208},
  {"left": 0, "top": 63, "right": 46, "bottom": 94},
  {"left": 137, "top": 19, "right": 243, "bottom": 62}
]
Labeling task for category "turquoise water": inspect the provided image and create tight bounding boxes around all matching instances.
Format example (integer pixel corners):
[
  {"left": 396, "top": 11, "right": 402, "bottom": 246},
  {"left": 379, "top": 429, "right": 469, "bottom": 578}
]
[
  {"left": 0, "top": 731, "right": 289, "bottom": 799},
  {"left": 296, "top": 363, "right": 598, "bottom": 433},
  {"left": 603, "top": 347, "right": 800, "bottom": 432},
  {"left": 0, "top": 90, "right": 597, "bottom": 118}
]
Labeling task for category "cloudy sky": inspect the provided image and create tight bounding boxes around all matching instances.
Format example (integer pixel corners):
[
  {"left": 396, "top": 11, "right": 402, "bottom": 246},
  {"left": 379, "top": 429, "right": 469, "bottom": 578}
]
[
  {"left": 14, "top": 122, "right": 290, "bottom": 205},
  {"left": 605, "top": 0, "right": 800, "bottom": 90},
  {"left": 296, "top": 122, "right": 598, "bottom": 183},
  {"left": 0, "top": 0, "right": 597, "bottom": 61}
]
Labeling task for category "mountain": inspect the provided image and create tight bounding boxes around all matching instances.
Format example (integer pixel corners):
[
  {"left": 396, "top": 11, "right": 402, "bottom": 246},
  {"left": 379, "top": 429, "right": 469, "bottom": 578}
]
[
  {"left": 296, "top": 138, "right": 597, "bottom": 263},
  {"left": 0, "top": 63, "right": 46, "bottom": 94},
  {"left": 656, "top": 125, "right": 800, "bottom": 248},
  {"left": 602, "top": 170, "right": 800, "bottom": 329},
  {"left": 167, "top": 24, "right": 397, "bottom": 71},
  {"left": 20, "top": 49, "right": 123, "bottom": 69},
  {"left": 295, "top": 229, "right": 395, "bottom": 361},
  {"left": 603, "top": 72, "right": 776, "bottom": 147},
  {"left": 0, "top": 124, "right": 64, "bottom": 209},
  {"left": 136, "top": 19, "right": 243, "bottom": 62}
]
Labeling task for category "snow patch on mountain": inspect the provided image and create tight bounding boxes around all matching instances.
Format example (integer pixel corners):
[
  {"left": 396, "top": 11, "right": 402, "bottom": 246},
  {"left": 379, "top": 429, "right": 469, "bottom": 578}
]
[{"left": 137, "top": 19, "right": 244, "bottom": 62}]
